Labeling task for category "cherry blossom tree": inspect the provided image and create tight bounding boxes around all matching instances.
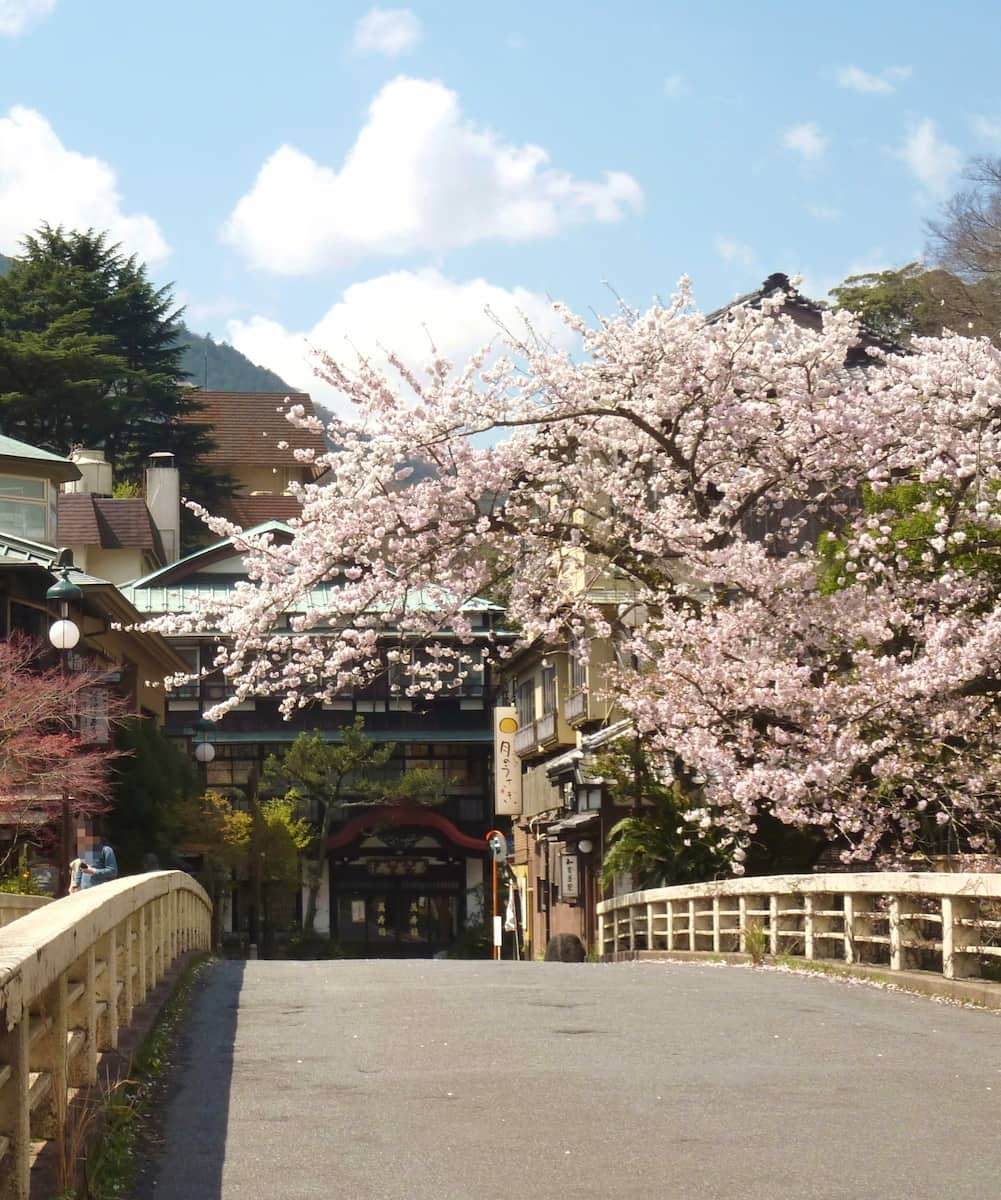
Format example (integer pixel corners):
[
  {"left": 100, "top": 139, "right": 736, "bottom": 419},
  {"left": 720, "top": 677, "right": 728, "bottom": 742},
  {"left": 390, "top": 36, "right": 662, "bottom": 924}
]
[
  {"left": 0, "top": 636, "right": 121, "bottom": 870},
  {"left": 161, "top": 281, "right": 1001, "bottom": 870}
]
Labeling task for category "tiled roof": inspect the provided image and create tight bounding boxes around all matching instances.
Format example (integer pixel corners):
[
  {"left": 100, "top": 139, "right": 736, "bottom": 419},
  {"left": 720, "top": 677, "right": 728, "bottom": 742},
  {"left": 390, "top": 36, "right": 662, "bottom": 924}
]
[
  {"left": 217, "top": 494, "right": 303, "bottom": 528},
  {"left": 180, "top": 391, "right": 328, "bottom": 469},
  {"left": 58, "top": 494, "right": 165, "bottom": 556},
  {"left": 706, "top": 272, "right": 904, "bottom": 363}
]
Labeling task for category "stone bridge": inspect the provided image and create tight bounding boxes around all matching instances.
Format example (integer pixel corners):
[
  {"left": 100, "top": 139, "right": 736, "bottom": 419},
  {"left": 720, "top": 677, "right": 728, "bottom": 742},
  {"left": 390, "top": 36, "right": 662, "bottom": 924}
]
[{"left": 4, "top": 872, "right": 1001, "bottom": 1199}]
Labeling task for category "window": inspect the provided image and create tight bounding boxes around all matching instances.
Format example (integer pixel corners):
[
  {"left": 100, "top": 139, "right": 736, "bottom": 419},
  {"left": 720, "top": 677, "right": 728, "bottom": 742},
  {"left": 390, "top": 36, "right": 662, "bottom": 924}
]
[
  {"left": 515, "top": 678, "right": 536, "bottom": 726},
  {"left": 0, "top": 475, "right": 50, "bottom": 542},
  {"left": 170, "top": 645, "right": 201, "bottom": 699},
  {"left": 569, "top": 642, "right": 587, "bottom": 693},
  {"left": 541, "top": 664, "right": 557, "bottom": 715}
]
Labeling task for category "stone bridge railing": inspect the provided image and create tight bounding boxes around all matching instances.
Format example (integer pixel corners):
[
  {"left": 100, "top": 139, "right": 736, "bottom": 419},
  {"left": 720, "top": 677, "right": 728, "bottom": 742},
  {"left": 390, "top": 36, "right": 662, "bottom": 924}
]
[
  {"left": 0, "top": 896, "right": 51, "bottom": 930},
  {"left": 598, "top": 872, "right": 1001, "bottom": 981},
  {"left": 0, "top": 872, "right": 211, "bottom": 1200}
]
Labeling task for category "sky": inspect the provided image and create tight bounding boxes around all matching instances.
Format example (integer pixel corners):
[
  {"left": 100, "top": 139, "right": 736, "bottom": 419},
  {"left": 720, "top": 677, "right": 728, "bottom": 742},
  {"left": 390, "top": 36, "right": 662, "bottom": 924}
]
[{"left": 1, "top": 0, "right": 999, "bottom": 411}]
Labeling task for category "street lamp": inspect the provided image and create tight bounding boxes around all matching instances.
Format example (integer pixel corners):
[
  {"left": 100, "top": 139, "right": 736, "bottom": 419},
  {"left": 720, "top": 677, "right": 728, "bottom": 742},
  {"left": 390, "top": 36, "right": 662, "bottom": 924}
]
[{"left": 46, "top": 557, "right": 82, "bottom": 897}]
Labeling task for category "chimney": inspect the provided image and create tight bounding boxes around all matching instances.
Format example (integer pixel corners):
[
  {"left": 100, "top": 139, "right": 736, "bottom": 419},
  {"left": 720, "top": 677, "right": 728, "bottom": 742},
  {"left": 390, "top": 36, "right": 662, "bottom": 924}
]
[
  {"left": 145, "top": 452, "right": 180, "bottom": 564},
  {"left": 65, "top": 449, "right": 113, "bottom": 496}
]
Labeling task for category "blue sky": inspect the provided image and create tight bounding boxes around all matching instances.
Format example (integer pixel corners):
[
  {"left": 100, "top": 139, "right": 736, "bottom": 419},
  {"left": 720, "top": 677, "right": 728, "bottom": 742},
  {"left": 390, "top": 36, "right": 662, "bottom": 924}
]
[{"left": 1, "top": 1, "right": 998, "bottom": 408}]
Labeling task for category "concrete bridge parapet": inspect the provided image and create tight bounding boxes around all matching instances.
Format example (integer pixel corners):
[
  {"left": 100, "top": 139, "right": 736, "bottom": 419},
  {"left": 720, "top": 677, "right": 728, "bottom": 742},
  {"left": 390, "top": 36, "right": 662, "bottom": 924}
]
[
  {"left": 0, "top": 871, "right": 211, "bottom": 1200},
  {"left": 598, "top": 871, "right": 1001, "bottom": 983}
]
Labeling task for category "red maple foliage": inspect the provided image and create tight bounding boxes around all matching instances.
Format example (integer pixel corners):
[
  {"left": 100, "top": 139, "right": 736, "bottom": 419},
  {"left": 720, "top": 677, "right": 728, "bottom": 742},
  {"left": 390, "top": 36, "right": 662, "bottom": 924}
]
[{"left": 0, "top": 635, "right": 123, "bottom": 867}]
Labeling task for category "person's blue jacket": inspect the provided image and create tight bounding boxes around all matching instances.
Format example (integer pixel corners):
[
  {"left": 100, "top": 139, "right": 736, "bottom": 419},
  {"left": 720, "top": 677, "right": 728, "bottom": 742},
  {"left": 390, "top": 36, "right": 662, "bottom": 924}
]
[{"left": 78, "top": 844, "right": 118, "bottom": 888}]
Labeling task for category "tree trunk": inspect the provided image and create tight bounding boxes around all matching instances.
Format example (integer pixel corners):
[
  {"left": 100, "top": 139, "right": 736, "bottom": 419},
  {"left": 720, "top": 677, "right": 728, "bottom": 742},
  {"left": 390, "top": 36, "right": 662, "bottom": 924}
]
[{"left": 301, "top": 856, "right": 322, "bottom": 936}]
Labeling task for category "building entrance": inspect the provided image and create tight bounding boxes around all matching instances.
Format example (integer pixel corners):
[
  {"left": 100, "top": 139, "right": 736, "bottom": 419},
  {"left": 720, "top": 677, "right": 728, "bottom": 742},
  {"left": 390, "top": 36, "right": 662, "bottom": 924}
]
[{"left": 333, "top": 882, "right": 460, "bottom": 956}]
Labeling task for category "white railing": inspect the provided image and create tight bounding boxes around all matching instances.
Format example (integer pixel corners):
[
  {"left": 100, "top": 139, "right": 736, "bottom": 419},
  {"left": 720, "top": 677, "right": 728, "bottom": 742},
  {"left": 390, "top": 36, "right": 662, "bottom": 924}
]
[
  {"left": 0, "top": 871, "right": 211, "bottom": 1200},
  {"left": 0, "top": 896, "right": 50, "bottom": 930},
  {"left": 514, "top": 721, "right": 538, "bottom": 756},
  {"left": 563, "top": 690, "right": 586, "bottom": 724},
  {"left": 597, "top": 873, "right": 1001, "bottom": 982}
]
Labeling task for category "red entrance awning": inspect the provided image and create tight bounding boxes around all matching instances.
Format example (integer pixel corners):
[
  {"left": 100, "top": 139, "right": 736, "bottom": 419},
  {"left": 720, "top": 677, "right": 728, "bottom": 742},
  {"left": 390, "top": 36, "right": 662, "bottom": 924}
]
[{"left": 327, "top": 806, "right": 488, "bottom": 853}]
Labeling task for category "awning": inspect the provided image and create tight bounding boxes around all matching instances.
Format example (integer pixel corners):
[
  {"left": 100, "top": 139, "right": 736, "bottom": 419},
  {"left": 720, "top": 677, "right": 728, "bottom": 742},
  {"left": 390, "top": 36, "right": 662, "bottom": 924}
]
[
  {"left": 548, "top": 811, "right": 600, "bottom": 840},
  {"left": 543, "top": 748, "right": 583, "bottom": 779}
]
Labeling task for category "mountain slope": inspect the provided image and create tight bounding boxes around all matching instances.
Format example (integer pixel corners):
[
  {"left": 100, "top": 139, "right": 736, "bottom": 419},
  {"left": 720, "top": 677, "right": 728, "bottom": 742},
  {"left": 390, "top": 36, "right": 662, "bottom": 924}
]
[{"left": 179, "top": 328, "right": 294, "bottom": 392}]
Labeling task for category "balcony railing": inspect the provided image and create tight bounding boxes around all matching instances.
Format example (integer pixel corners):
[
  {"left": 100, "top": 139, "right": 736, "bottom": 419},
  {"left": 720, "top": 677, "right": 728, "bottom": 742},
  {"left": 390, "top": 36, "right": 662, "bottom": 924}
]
[{"left": 514, "top": 721, "right": 539, "bottom": 756}]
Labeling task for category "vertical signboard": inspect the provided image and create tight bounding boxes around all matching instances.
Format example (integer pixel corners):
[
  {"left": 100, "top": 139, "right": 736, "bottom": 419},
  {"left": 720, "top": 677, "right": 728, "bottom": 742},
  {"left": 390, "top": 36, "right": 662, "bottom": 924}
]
[
  {"left": 560, "top": 852, "right": 580, "bottom": 900},
  {"left": 493, "top": 706, "right": 522, "bottom": 815}
]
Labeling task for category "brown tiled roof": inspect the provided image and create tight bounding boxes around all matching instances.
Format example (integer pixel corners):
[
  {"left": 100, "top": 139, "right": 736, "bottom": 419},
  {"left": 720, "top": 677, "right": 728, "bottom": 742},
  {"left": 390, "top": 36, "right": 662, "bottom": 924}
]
[
  {"left": 180, "top": 391, "right": 328, "bottom": 471},
  {"left": 218, "top": 494, "right": 303, "bottom": 528},
  {"left": 58, "top": 494, "right": 165, "bottom": 557}
]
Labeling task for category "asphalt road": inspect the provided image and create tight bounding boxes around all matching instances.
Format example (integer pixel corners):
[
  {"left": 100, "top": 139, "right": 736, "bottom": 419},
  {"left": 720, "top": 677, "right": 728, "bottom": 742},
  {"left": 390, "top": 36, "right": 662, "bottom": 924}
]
[{"left": 133, "top": 958, "right": 1001, "bottom": 1200}]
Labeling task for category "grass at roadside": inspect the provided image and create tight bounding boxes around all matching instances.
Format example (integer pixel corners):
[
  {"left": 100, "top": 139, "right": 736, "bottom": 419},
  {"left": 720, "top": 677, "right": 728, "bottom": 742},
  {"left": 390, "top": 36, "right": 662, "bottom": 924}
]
[{"left": 62, "top": 954, "right": 210, "bottom": 1200}]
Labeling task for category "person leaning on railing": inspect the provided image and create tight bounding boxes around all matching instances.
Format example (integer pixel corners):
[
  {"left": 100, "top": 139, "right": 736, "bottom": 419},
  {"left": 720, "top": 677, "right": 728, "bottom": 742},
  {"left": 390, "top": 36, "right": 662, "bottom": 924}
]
[{"left": 69, "top": 822, "right": 118, "bottom": 892}]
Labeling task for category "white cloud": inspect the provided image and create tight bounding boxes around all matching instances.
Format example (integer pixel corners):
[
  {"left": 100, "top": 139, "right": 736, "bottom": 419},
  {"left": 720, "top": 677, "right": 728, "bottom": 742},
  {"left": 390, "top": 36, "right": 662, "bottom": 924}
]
[
  {"left": 834, "top": 65, "right": 911, "bottom": 95},
  {"left": 225, "top": 268, "right": 573, "bottom": 413},
  {"left": 351, "top": 8, "right": 421, "bottom": 56},
  {"left": 223, "top": 76, "right": 643, "bottom": 275},
  {"left": 972, "top": 113, "right": 1001, "bottom": 145},
  {"left": 0, "top": 0, "right": 55, "bottom": 36},
  {"left": 664, "top": 74, "right": 686, "bottom": 98},
  {"left": 713, "top": 236, "right": 754, "bottom": 268},
  {"left": 0, "top": 106, "right": 169, "bottom": 261},
  {"left": 897, "top": 119, "right": 961, "bottom": 195},
  {"left": 782, "top": 122, "right": 828, "bottom": 161}
]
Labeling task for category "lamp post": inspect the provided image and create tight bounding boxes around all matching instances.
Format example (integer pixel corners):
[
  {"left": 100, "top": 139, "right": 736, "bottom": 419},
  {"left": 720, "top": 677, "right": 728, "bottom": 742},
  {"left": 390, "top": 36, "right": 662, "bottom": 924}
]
[{"left": 46, "top": 560, "right": 82, "bottom": 896}]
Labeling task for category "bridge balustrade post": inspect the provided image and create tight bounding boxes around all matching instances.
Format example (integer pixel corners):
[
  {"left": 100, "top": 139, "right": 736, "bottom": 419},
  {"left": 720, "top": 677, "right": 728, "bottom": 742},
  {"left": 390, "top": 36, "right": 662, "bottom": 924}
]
[
  {"left": 0, "top": 1015, "right": 30, "bottom": 1200},
  {"left": 30, "top": 975, "right": 67, "bottom": 1142},
  {"left": 665, "top": 899, "right": 675, "bottom": 951},
  {"left": 942, "top": 896, "right": 979, "bottom": 980},
  {"left": 122, "top": 914, "right": 135, "bottom": 1025},
  {"left": 687, "top": 899, "right": 697, "bottom": 951},
  {"left": 805, "top": 893, "right": 836, "bottom": 962},
  {"left": 152, "top": 898, "right": 164, "bottom": 984},
  {"left": 137, "top": 905, "right": 148, "bottom": 1003},
  {"left": 68, "top": 947, "right": 97, "bottom": 1088},
  {"left": 646, "top": 902, "right": 657, "bottom": 951},
  {"left": 889, "top": 895, "right": 923, "bottom": 972},
  {"left": 96, "top": 929, "right": 119, "bottom": 1051},
  {"left": 115, "top": 920, "right": 130, "bottom": 1029}
]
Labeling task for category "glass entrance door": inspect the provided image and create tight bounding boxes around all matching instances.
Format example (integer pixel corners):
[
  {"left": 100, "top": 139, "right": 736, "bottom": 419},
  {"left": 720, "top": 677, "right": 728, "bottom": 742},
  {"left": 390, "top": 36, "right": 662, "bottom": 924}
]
[{"left": 336, "top": 889, "right": 459, "bottom": 956}]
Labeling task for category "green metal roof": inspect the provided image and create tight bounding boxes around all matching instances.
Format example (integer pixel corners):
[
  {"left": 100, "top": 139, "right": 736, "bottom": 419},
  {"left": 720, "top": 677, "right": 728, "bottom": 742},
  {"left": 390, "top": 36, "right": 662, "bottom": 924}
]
[
  {"left": 0, "top": 533, "right": 115, "bottom": 586},
  {"left": 0, "top": 435, "right": 80, "bottom": 480}
]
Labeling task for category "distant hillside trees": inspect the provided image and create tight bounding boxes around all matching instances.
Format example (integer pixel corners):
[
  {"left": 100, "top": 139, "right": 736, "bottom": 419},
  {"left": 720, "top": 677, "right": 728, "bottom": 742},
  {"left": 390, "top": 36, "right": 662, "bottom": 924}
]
[
  {"left": 179, "top": 328, "right": 292, "bottom": 392},
  {"left": 0, "top": 225, "right": 231, "bottom": 511}
]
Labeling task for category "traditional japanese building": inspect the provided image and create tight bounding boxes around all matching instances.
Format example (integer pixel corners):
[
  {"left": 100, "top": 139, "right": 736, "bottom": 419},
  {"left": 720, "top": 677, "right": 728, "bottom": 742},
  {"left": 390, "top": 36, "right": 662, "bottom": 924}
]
[{"left": 123, "top": 522, "right": 506, "bottom": 955}]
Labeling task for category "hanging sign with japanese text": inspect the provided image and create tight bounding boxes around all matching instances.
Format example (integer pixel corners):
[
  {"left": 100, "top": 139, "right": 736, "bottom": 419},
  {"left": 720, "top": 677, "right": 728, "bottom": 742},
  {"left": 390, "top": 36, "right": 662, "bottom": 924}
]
[
  {"left": 493, "top": 706, "right": 522, "bottom": 815},
  {"left": 559, "top": 852, "right": 580, "bottom": 900}
]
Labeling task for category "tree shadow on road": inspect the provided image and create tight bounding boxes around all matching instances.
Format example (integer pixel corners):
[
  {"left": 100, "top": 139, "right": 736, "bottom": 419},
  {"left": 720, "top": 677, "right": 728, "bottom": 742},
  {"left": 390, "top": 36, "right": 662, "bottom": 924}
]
[{"left": 132, "top": 958, "right": 245, "bottom": 1200}]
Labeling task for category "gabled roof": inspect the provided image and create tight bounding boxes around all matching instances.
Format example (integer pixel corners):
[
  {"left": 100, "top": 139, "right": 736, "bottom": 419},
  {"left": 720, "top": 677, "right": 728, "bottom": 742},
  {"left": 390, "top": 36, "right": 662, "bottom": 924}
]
[
  {"left": 58, "top": 494, "right": 165, "bottom": 559},
  {"left": 707, "top": 272, "right": 905, "bottom": 363},
  {"left": 180, "top": 390, "right": 328, "bottom": 472},
  {"left": 123, "top": 521, "right": 505, "bottom": 622},
  {"left": 126, "top": 520, "right": 294, "bottom": 590},
  {"left": 0, "top": 532, "right": 186, "bottom": 673}
]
